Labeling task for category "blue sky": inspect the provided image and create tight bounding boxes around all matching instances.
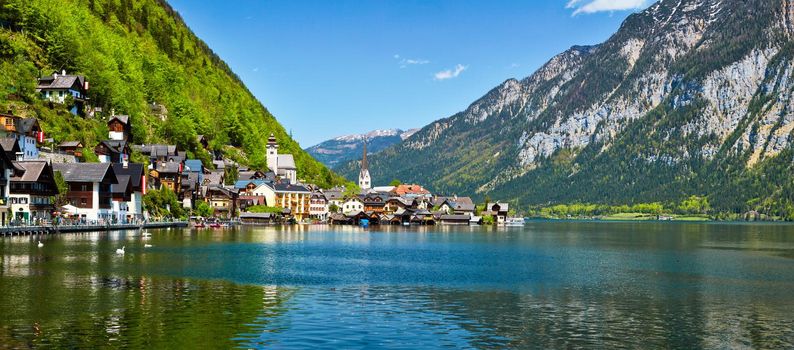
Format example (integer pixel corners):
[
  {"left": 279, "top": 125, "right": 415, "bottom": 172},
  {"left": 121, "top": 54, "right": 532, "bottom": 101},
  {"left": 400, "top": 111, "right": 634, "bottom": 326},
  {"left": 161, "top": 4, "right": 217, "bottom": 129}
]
[{"left": 168, "top": 0, "right": 650, "bottom": 146}]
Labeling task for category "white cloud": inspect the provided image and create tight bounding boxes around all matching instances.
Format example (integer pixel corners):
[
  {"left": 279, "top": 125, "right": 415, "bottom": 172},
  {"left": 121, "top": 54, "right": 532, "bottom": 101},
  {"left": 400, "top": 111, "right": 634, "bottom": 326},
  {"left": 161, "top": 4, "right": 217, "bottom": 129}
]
[
  {"left": 566, "top": 0, "right": 647, "bottom": 15},
  {"left": 394, "top": 54, "right": 430, "bottom": 68},
  {"left": 434, "top": 64, "right": 467, "bottom": 81}
]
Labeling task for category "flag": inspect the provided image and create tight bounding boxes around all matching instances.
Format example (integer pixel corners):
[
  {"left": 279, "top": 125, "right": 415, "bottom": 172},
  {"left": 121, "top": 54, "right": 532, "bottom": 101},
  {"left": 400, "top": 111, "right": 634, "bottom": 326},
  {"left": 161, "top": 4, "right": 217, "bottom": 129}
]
[
  {"left": 142, "top": 175, "right": 147, "bottom": 195},
  {"left": 36, "top": 131, "right": 44, "bottom": 143}
]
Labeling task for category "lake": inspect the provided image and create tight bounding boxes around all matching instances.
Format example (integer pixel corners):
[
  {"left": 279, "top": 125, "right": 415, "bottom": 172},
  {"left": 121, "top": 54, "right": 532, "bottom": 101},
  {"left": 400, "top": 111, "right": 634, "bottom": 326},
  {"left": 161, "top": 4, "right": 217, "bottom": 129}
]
[{"left": 1, "top": 222, "right": 793, "bottom": 349}]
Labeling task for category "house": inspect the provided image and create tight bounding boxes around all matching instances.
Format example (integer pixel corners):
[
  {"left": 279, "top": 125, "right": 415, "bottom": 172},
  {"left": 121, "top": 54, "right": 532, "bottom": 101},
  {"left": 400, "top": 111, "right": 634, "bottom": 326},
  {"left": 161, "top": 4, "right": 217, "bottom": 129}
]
[
  {"left": 254, "top": 183, "right": 311, "bottom": 220},
  {"left": 391, "top": 184, "right": 432, "bottom": 199},
  {"left": 323, "top": 189, "right": 345, "bottom": 211},
  {"left": 111, "top": 163, "right": 145, "bottom": 223},
  {"left": 273, "top": 183, "right": 311, "bottom": 220},
  {"left": 57, "top": 141, "right": 83, "bottom": 157},
  {"left": 240, "top": 212, "right": 275, "bottom": 225},
  {"left": 95, "top": 140, "right": 130, "bottom": 164},
  {"left": 265, "top": 133, "right": 297, "bottom": 184},
  {"left": 341, "top": 197, "right": 364, "bottom": 215},
  {"left": 0, "top": 113, "right": 43, "bottom": 160},
  {"left": 151, "top": 161, "right": 182, "bottom": 192},
  {"left": 437, "top": 196, "right": 476, "bottom": 216},
  {"left": 484, "top": 202, "right": 510, "bottom": 224},
  {"left": 133, "top": 144, "right": 181, "bottom": 164},
  {"left": 0, "top": 147, "right": 22, "bottom": 224},
  {"left": 36, "top": 71, "right": 89, "bottom": 115},
  {"left": 384, "top": 197, "right": 413, "bottom": 213},
  {"left": 8, "top": 161, "right": 58, "bottom": 223},
  {"left": 362, "top": 194, "right": 386, "bottom": 213},
  {"left": 439, "top": 214, "right": 471, "bottom": 225},
  {"left": 205, "top": 185, "right": 238, "bottom": 218},
  {"left": 52, "top": 163, "right": 117, "bottom": 222},
  {"left": 309, "top": 192, "right": 328, "bottom": 220},
  {"left": 107, "top": 115, "right": 131, "bottom": 141}
]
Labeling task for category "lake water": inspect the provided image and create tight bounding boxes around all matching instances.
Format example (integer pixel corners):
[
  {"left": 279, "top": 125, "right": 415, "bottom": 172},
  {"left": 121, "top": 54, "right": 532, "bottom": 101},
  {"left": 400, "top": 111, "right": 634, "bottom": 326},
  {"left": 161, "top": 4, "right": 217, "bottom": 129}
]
[{"left": 1, "top": 222, "right": 793, "bottom": 348}]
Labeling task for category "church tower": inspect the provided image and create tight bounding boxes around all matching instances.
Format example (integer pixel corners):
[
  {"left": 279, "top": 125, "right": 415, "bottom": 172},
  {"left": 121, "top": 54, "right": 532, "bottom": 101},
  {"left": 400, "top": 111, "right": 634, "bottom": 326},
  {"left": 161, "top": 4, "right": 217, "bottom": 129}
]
[
  {"left": 266, "top": 133, "right": 279, "bottom": 174},
  {"left": 358, "top": 141, "right": 371, "bottom": 190}
]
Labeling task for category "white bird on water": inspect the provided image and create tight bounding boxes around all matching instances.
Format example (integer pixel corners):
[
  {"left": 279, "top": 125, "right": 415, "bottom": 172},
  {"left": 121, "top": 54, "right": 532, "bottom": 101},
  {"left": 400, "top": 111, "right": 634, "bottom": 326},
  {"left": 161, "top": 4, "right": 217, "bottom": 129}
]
[
  {"left": 144, "top": 244, "right": 153, "bottom": 248},
  {"left": 37, "top": 240, "right": 43, "bottom": 248},
  {"left": 116, "top": 246, "right": 125, "bottom": 255}
]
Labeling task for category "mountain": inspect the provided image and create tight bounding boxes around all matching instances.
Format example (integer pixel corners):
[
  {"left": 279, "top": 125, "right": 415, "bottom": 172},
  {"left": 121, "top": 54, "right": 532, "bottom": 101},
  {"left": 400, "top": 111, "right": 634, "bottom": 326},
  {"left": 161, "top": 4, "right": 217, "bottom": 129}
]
[
  {"left": 0, "top": 0, "right": 345, "bottom": 188},
  {"left": 338, "top": 0, "right": 794, "bottom": 217},
  {"left": 305, "top": 129, "right": 418, "bottom": 168}
]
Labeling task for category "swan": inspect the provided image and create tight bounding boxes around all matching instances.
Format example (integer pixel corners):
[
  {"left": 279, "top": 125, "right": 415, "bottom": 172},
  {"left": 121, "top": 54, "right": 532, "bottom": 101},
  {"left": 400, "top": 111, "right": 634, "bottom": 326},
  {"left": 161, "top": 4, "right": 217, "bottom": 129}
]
[
  {"left": 37, "top": 240, "right": 43, "bottom": 248},
  {"left": 144, "top": 244, "right": 153, "bottom": 248},
  {"left": 142, "top": 231, "right": 152, "bottom": 237},
  {"left": 116, "top": 246, "right": 125, "bottom": 255}
]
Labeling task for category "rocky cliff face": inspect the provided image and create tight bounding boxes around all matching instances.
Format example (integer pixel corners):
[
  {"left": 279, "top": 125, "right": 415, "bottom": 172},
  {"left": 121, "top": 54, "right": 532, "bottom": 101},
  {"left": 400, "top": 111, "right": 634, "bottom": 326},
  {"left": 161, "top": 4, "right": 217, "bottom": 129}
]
[{"left": 338, "top": 0, "right": 794, "bottom": 215}]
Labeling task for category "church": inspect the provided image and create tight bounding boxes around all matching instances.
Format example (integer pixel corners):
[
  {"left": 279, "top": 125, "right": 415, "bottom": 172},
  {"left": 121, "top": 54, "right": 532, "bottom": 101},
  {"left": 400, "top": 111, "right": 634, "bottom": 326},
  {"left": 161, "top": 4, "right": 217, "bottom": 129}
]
[
  {"left": 266, "top": 133, "right": 297, "bottom": 184},
  {"left": 358, "top": 142, "right": 371, "bottom": 190}
]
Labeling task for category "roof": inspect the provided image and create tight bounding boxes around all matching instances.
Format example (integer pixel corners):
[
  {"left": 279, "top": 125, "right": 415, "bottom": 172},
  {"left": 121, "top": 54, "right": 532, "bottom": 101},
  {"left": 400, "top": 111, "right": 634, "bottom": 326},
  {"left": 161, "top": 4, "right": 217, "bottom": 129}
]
[
  {"left": 0, "top": 138, "right": 20, "bottom": 153},
  {"left": 486, "top": 202, "right": 510, "bottom": 212},
  {"left": 97, "top": 140, "right": 128, "bottom": 154},
  {"left": 17, "top": 118, "right": 41, "bottom": 135},
  {"left": 108, "top": 115, "right": 129, "bottom": 125},
  {"left": 440, "top": 214, "right": 471, "bottom": 220},
  {"left": 156, "top": 161, "right": 181, "bottom": 174},
  {"left": 111, "top": 174, "right": 131, "bottom": 194},
  {"left": 133, "top": 144, "right": 178, "bottom": 157},
  {"left": 184, "top": 159, "right": 203, "bottom": 173},
  {"left": 234, "top": 179, "right": 270, "bottom": 189},
  {"left": 277, "top": 154, "right": 296, "bottom": 170},
  {"left": 323, "top": 190, "right": 344, "bottom": 200},
  {"left": 37, "top": 74, "right": 86, "bottom": 91},
  {"left": 207, "top": 184, "right": 237, "bottom": 198},
  {"left": 53, "top": 163, "right": 116, "bottom": 183},
  {"left": 10, "top": 161, "right": 48, "bottom": 182},
  {"left": 204, "top": 171, "right": 223, "bottom": 185},
  {"left": 111, "top": 163, "right": 144, "bottom": 188},
  {"left": 273, "top": 183, "right": 310, "bottom": 193},
  {"left": 58, "top": 141, "right": 82, "bottom": 148},
  {"left": 391, "top": 184, "right": 431, "bottom": 196}
]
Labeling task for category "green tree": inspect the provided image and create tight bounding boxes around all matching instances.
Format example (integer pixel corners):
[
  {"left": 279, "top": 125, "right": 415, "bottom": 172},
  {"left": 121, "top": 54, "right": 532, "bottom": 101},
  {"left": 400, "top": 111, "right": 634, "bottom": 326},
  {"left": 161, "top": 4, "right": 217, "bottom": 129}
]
[
  {"left": 195, "top": 200, "right": 213, "bottom": 217},
  {"left": 388, "top": 179, "right": 401, "bottom": 186},
  {"left": 51, "top": 170, "right": 69, "bottom": 207}
]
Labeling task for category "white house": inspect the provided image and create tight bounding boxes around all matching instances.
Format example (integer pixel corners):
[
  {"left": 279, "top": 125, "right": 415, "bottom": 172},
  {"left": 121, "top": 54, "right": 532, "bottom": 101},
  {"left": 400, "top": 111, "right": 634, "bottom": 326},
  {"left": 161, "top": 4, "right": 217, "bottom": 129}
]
[
  {"left": 342, "top": 197, "right": 364, "bottom": 215},
  {"left": 52, "top": 163, "right": 117, "bottom": 222},
  {"left": 309, "top": 192, "right": 329, "bottom": 220}
]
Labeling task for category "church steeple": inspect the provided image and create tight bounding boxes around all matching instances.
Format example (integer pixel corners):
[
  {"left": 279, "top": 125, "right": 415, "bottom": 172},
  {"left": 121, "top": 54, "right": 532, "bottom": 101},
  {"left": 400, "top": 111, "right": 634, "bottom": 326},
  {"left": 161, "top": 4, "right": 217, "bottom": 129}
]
[{"left": 358, "top": 141, "right": 371, "bottom": 190}]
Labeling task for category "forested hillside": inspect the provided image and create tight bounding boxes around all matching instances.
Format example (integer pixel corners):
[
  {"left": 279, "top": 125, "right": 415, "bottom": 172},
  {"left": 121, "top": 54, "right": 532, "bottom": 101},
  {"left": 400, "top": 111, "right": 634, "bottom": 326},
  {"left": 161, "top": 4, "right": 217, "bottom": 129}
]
[
  {"left": 0, "top": 0, "right": 346, "bottom": 188},
  {"left": 338, "top": 0, "right": 794, "bottom": 219}
]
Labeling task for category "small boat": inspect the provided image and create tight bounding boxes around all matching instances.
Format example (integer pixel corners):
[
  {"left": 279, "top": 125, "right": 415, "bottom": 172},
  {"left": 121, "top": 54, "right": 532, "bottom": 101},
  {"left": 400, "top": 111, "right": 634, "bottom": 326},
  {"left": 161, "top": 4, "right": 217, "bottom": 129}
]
[
  {"left": 504, "top": 217, "right": 525, "bottom": 226},
  {"left": 209, "top": 222, "right": 222, "bottom": 228},
  {"left": 193, "top": 223, "right": 206, "bottom": 228}
]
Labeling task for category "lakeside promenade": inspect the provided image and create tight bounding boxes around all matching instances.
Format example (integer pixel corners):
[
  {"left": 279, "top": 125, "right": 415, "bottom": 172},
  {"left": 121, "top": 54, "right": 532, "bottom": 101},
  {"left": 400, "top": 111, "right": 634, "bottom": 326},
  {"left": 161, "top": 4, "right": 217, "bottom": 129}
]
[{"left": 0, "top": 220, "right": 189, "bottom": 236}]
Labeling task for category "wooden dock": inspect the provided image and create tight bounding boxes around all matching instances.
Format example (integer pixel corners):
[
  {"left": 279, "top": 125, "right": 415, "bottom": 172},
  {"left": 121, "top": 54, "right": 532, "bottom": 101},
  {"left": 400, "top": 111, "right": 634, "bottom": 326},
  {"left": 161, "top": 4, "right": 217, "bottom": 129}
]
[{"left": 0, "top": 221, "right": 189, "bottom": 236}]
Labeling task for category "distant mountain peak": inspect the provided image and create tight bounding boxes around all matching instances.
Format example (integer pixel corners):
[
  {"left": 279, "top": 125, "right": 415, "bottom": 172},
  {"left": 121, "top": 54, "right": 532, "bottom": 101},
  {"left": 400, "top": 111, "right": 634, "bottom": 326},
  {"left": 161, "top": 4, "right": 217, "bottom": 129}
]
[{"left": 306, "top": 128, "right": 417, "bottom": 168}]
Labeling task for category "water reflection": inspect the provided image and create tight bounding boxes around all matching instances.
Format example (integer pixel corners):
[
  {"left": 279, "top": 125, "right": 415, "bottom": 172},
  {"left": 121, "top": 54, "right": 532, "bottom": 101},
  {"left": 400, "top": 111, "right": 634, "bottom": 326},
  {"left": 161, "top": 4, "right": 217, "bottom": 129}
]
[{"left": 0, "top": 222, "right": 793, "bottom": 348}]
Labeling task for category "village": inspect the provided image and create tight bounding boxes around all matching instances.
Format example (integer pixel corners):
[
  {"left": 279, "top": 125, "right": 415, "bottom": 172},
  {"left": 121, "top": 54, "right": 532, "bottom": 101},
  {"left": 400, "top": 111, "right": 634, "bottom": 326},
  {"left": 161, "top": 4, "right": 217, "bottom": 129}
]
[{"left": 0, "top": 71, "right": 518, "bottom": 229}]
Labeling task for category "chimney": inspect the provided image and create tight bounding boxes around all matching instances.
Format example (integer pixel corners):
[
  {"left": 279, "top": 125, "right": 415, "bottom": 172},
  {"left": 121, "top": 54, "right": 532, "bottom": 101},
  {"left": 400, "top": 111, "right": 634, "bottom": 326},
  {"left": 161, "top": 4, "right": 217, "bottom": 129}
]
[{"left": 62, "top": 69, "right": 66, "bottom": 75}]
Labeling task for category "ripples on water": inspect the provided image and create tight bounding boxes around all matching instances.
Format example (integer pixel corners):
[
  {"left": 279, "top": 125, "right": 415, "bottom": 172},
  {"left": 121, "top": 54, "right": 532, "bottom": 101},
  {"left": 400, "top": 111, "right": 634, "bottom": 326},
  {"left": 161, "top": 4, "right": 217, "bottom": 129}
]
[{"left": 0, "top": 222, "right": 793, "bottom": 348}]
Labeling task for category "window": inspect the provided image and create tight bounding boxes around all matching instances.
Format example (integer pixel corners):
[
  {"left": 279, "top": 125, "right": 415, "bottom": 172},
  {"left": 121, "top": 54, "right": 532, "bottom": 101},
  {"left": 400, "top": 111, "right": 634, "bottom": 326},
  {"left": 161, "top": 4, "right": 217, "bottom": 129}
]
[
  {"left": 58, "top": 91, "right": 64, "bottom": 97},
  {"left": 81, "top": 198, "right": 87, "bottom": 206}
]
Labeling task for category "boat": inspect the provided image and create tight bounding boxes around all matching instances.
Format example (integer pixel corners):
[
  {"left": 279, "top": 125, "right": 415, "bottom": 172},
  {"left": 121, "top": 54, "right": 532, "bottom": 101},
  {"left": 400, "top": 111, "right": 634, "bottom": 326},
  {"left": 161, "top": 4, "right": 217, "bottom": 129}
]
[
  {"left": 209, "top": 222, "right": 221, "bottom": 229},
  {"left": 504, "top": 217, "right": 525, "bottom": 226},
  {"left": 193, "top": 222, "right": 206, "bottom": 228}
]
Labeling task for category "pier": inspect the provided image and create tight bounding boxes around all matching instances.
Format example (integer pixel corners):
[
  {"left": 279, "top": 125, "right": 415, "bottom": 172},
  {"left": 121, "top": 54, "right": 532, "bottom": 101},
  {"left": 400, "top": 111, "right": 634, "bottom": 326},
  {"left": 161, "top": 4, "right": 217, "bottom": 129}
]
[{"left": 0, "top": 221, "right": 189, "bottom": 236}]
